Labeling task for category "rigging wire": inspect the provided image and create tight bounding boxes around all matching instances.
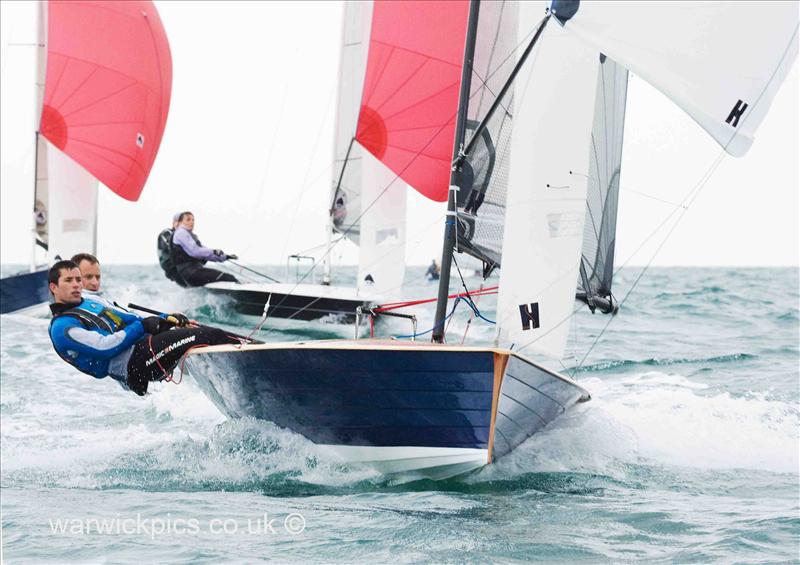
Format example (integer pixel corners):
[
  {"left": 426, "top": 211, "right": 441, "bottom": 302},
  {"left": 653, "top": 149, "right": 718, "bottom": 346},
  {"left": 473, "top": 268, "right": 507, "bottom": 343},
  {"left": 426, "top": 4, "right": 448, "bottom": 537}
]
[
  {"left": 240, "top": 13, "right": 602, "bottom": 337},
  {"left": 278, "top": 82, "right": 338, "bottom": 262}
]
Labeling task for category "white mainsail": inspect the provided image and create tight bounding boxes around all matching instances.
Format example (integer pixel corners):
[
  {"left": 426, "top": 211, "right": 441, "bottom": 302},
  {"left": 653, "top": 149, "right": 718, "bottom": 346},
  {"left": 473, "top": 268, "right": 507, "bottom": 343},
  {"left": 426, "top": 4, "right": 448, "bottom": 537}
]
[
  {"left": 33, "top": 0, "right": 98, "bottom": 263},
  {"left": 495, "top": 5, "right": 601, "bottom": 358},
  {"left": 44, "top": 145, "right": 98, "bottom": 259},
  {"left": 328, "top": 1, "right": 406, "bottom": 296},
  {"left": 551, "top": 0, "right": 799, "bottom": 157}
]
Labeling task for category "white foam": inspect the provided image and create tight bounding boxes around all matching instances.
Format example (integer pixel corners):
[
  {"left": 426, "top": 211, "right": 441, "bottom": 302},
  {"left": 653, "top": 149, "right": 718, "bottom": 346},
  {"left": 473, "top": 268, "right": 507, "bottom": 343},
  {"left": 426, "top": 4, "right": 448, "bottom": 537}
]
[{"left": 489, "top": 371, "right": 799, "bottom": 476}]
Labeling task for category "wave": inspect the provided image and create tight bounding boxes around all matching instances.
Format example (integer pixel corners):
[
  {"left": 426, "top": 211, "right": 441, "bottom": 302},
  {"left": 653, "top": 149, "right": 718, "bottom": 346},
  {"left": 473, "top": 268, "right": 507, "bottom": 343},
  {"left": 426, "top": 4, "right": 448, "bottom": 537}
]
[
  {"left": 577, "top": 353, "right": 757, "bottom": 372},
  {"left": 488, "top": 372, "right": 799, "bottom": 477}
]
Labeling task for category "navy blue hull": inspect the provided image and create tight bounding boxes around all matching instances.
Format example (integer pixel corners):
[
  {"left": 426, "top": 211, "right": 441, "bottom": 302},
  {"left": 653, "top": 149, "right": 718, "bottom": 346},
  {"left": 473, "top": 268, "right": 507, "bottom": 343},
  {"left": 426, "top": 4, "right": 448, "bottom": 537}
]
[
  {"left": 187, "top": 347, "right": 496, "bottom": 450},
  {"left": 0, "top": 269, "right": 49, "bottom": 314}
]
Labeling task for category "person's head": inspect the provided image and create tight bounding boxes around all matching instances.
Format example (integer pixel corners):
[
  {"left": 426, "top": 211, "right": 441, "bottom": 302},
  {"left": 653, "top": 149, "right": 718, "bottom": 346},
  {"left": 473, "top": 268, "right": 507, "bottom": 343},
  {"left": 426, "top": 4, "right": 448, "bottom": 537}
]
[
  {"left": 48, "top": 260, "right": 82, "bottom": 305},
  {"left": 176, "top": 211, "right": 194, "bottom": 231},
  {"left": 70, "top": 253, "right": 101, "bottom": 291}
]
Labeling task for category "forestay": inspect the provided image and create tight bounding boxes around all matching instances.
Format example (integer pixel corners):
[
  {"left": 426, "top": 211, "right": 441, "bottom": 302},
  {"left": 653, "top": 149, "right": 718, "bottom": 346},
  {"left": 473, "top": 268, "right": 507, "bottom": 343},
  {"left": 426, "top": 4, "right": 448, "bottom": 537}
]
[
  {"left": 495, "top": 3, "right": 600, "bottom": 359},
  {"left": 551, "top": 0, "right": 799, "bottom": 157}
]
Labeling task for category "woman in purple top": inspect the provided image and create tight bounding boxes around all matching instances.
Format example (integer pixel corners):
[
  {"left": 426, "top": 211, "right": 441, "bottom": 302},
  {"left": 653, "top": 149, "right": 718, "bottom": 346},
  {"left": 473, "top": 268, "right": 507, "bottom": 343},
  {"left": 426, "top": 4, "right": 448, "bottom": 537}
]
[{"left": 170, "top": 211, "right": 239, "bottom": 287}]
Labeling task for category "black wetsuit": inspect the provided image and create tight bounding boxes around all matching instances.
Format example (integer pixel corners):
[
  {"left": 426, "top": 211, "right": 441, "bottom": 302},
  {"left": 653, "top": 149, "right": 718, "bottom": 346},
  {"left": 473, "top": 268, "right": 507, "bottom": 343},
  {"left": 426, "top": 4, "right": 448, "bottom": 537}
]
[
  {"left": 170, "top": 228, "right": 238, "bottom": 287},
  {"left": 126, "top": 325, "right": 242, "bottom": 395}
]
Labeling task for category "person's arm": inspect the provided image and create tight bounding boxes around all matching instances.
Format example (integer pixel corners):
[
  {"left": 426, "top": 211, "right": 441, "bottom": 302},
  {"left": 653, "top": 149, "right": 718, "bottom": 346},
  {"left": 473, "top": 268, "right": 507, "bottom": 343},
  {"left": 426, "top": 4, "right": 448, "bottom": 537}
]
[
  {"left": 172, "top": 228, "right": 223, "bottom": 261},
  {"left": 51, "top": 317, "right": 146, "bottom": 361}
]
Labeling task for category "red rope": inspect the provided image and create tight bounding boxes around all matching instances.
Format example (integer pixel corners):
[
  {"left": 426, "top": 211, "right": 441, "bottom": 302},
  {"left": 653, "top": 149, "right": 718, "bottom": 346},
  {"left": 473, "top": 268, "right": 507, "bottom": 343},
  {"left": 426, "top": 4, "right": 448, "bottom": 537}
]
[
  {"left": 147, "top": 335, "right": 173, "bottom": 382},
  {"left": 374, "top": 285, "right": 498, "bottom": 313}
]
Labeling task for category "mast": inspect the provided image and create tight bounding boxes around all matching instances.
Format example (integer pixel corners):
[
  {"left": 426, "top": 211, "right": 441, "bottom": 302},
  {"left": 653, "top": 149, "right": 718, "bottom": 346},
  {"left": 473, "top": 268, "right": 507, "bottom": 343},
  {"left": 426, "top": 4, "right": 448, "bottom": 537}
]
[
  {"left": 322, "top": 215, "right": 332, "bottom": 285},
  {"left": 432, "top": 0, "right": 481, "bottom": 343},
  {"left": 30, "top": 0, "right": 47, "bottom": 272}
]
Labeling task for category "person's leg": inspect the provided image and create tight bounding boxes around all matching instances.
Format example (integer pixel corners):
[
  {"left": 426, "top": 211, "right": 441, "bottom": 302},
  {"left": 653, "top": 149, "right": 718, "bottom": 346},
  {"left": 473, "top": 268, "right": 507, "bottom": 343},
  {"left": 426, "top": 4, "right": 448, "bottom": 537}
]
[
  {"left": 126, "top": 326, "right": 241, "bottom": 395},
  {"left": 179, "top": 265, "right": 238, "bottom": 286}
]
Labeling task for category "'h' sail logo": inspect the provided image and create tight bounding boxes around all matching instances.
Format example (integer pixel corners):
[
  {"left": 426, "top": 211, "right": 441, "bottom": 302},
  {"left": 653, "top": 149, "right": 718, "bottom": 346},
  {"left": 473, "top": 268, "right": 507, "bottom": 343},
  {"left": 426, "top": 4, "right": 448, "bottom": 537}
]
[
  {"left": 725, "top": 100, "right": 748, "bottom": 128},
  {"left": 518, "top": 303, "right": 540, "bottom": 331}
]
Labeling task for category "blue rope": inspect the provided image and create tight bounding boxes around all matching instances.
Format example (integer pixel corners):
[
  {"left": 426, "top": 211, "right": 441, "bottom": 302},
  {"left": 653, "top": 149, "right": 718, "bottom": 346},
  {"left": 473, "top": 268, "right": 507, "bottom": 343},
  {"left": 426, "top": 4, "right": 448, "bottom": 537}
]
[
  {"left": 460, "top": 292, "right": 495, "bottom": 325},
  {"left": 393, "top": 293, "right": 495, "bottom": 340},
  {"left": 394, "top": 297, "right": 461, "bottom": 339}
]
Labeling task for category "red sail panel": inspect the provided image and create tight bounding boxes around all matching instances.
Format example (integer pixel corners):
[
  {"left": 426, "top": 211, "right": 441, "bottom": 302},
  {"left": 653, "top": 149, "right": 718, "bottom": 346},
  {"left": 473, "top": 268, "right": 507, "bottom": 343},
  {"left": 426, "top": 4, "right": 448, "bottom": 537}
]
[
  {"left": 356, "top": 0, "right": 469, "bottom": 202},
  {"left": 41, "top": 1, "right": 172, "bottom": 202}
]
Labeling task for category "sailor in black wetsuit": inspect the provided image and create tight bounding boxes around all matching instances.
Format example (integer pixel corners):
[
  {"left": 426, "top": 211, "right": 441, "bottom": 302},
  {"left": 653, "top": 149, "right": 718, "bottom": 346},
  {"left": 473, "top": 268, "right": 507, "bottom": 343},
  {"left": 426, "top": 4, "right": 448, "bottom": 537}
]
[
  {"left": 47, "top": 260, "right": 242, "bottom": 395},
  {"left": 170, "top": 211, "right": 239, "bottom": 287}
]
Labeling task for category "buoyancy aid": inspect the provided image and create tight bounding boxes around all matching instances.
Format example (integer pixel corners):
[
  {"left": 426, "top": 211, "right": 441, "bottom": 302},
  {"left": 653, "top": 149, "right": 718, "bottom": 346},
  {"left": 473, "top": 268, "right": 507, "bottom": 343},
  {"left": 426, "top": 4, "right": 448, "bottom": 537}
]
[
  {"left": 171, "top": 229, "right": 207, "bottom": 270},
  {"left": 157, "top": 228, "right": 180, "bottom": 281},
  {"left": 49, "top": 298, "right": 145, "bottom": 379}
]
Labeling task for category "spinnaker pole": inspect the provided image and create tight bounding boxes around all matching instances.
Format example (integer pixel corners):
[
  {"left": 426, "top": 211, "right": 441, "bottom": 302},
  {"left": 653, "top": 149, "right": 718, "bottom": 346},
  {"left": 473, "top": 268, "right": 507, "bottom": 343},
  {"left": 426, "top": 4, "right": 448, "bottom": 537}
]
[{"left": 432, "top": 0, "right": 481, "bottom": 343}]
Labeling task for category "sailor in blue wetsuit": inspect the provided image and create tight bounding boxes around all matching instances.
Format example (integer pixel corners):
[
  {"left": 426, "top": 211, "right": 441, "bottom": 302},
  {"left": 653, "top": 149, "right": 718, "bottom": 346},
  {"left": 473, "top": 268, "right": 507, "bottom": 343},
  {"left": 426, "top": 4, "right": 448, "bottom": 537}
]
[
  {"left": 47, "top": 260, "right": 242, "bottom": 396},
  {"left": 170, "top": 211, "right": 239, "bottom": 287}
]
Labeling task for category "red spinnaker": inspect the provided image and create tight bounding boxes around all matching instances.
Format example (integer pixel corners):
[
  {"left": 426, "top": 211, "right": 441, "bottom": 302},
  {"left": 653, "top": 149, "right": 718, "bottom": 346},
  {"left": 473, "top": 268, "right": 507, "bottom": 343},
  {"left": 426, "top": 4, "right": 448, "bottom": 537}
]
[
  {"left": 41, "top": 1, "right": 172, "bottom": 202},
  {"left": 356, "top": 0, "right": 469, "bottom": 202}
]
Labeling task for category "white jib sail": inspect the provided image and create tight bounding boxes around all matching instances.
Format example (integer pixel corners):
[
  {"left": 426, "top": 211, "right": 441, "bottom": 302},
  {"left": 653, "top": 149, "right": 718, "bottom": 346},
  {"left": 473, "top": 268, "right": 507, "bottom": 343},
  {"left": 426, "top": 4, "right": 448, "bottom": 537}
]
[
  {"left": 552, "top": 1, "right": 799, "bottom": 157},
  {"left": 357, "top": 149, "right": 406, "bottom": 297},
  {"left": 495, "top": 4, "right": 601, "bottom": 358}
]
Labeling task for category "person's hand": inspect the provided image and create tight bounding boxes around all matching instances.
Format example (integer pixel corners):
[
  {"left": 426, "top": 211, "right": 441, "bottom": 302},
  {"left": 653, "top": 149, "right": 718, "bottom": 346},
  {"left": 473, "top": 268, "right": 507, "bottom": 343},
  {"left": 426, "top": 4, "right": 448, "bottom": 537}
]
[
  {"left": 226, "top": 254, "right": 238, "bottom": 260},
  {"left": 213, "top": 249, "right": 224, "bottom": 257},
  {"left": 166, "top": 312, "right": 190, "bottom": 327},
  {"left": 142, "top": 316, "right": 174, "bottom": 335}
]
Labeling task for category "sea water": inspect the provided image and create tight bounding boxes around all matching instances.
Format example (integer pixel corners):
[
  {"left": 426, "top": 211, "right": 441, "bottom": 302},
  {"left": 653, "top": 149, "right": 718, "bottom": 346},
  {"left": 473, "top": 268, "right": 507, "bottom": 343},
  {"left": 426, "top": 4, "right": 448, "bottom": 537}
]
[{"left": 1, "top": 265, "right": 797, "bottom": 563}]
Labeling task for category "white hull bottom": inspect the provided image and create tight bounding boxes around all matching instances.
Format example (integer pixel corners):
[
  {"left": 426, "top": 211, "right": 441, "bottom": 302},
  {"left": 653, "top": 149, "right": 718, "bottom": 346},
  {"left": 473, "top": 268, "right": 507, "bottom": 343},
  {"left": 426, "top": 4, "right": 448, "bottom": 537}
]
[{"left": 317, "top": 445, "right": 488, "bottom": 480}]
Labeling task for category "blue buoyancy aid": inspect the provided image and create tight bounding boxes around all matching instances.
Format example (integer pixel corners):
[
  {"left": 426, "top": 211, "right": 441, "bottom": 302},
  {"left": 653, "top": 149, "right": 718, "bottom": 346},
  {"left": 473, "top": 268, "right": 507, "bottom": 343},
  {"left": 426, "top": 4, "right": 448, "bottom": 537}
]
[{"left": 48, "top": 297, "right": 146, "bottom": 379}]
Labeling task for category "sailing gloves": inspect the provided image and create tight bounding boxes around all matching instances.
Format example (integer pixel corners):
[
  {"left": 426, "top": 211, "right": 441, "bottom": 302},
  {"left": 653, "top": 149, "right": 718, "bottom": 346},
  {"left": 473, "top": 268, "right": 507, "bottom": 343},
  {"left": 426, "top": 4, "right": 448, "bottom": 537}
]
[
  {"left": 142, "top": 316, "right": 172, "bottom": 335},
  {"left": 213, "top": 249, "right": 238, "bottom": 261},
  {"left": 142, "top": 312, "right": 191, "bottom": 334},
  {"left": 166, "top": 312, "right": 190, "bottom": 328}
]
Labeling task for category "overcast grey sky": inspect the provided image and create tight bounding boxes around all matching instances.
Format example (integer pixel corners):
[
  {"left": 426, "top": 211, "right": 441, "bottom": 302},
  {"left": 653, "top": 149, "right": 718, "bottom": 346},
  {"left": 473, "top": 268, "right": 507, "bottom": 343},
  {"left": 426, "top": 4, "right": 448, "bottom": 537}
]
[{"left": 1, "top": 1, "right": 798, "bottom": 267}]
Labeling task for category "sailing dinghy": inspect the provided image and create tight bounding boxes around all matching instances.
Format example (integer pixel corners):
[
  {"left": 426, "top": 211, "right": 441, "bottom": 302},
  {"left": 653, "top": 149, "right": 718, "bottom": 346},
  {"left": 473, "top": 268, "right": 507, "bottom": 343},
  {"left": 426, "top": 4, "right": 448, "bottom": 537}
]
[
  {"left": 184, "top": 0, "right": 797, "bottom": 479},
  {"left": 205, "top": 1, "right": 407, "bottom": 326},
  {"left": 0, "top": 0, "right": 172, "bottom": 314}
]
